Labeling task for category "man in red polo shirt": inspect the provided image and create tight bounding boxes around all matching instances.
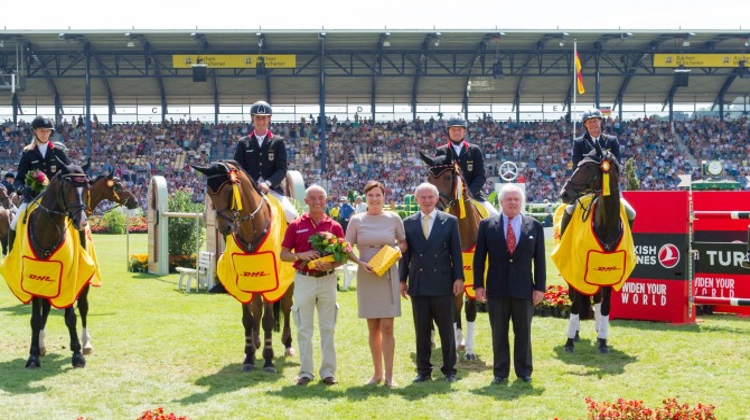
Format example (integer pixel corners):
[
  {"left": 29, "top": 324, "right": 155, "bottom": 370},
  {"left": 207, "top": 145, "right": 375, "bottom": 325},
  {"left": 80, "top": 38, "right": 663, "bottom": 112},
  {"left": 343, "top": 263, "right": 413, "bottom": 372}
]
[{"left": 281, "top": 184, "right": 345, "bottom": 386}]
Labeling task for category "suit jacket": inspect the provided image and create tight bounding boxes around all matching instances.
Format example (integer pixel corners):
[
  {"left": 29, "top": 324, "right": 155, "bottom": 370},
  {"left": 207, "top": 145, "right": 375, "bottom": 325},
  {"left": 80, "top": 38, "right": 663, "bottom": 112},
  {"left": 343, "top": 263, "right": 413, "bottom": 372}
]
[
  {"left": 399, "top": 210, "right": 464, "bottom": 297},
  {"left": 473, "top": 214, "right": 546, "bottom": 300},
  {"left": 435, "top": 141, "right": 487, "bottom": 200},
  {"left": 572, "top": 132, "right": 621, "bottom": 167},
  {"left": 233, "top": 131, "right": 288, "bottom": 195}
]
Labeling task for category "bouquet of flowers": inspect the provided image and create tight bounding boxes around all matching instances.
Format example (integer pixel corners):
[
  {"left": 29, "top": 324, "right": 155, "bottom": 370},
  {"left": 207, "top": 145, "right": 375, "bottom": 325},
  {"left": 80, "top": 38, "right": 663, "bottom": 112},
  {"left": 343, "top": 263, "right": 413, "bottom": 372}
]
[
  {"left": 25, "top": 169, "right": 49, "bottom": 195},
  {"left": 305, "top": 232, "right": 352, "bottom": 269}
]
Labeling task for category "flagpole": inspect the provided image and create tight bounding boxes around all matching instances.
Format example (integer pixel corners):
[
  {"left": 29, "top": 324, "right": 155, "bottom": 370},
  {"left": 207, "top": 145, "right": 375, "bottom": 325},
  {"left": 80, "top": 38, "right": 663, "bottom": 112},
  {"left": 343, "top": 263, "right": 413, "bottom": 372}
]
[{"left": 573, "top": 40, "right": 577, "bottom": 139}]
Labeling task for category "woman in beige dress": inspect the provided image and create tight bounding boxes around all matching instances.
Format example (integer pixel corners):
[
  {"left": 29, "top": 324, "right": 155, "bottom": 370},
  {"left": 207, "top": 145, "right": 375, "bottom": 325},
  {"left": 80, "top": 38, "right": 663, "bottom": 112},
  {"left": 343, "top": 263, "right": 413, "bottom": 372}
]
[{"left": 346, "top": 180, "right": 407, "bottom": 387}]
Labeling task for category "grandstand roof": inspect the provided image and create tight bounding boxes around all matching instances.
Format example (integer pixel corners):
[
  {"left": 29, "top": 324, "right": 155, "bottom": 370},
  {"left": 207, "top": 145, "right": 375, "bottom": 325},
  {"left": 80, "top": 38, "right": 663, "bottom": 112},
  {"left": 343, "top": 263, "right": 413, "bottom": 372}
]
[{"left": 1, "top": 29, "right": 750, "bottom": 111}]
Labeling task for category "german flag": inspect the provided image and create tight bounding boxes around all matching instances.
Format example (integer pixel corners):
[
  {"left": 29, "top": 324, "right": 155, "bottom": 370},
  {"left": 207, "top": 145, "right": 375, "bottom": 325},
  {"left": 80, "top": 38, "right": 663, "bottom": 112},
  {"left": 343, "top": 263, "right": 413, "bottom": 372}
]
[{"left": 575, "top": 52, "right": 585, "bottom": 94}]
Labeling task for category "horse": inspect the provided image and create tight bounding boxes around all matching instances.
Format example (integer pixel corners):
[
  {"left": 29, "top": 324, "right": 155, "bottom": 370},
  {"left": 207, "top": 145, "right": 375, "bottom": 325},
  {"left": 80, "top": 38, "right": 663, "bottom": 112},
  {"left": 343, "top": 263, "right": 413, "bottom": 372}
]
[
  {"left": 553, "top": 144, "right": 635, "bottom": 354},
  {"left": 36, "top": 170, "right": 140, "bottom": 357},
  {"left": 192, "top": 160, "right": 295, "bottom": 373},
  {"left": 0, "top": 185, "right": 15, "bottom": 255},
  {"left": 420, "top": 151, "right": 484, "bottom": 361},
  {"left": 0, "top": 161, "right": 92, "bottom": 368}
]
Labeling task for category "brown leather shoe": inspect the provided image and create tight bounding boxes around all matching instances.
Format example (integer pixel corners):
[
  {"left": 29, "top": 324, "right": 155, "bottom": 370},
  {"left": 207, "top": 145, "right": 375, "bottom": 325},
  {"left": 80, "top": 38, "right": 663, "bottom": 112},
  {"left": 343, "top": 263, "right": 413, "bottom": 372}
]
[
  {"left": 296, "top": 376, "right": 312, "bottom": 386},
  {"left": 322, "top": 376, "right": 338, "bottom": 385}
]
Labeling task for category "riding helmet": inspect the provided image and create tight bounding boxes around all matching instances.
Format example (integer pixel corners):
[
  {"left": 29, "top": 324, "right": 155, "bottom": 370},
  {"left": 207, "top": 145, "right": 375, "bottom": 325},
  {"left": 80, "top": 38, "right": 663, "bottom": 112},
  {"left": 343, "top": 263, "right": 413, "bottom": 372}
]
[
  {"left": 581, "top": 108, "right": 604, "bottom": 124},
  {"left": 446, "top": 117, "right": 467, "bottom": 128},
  {"left": 250, "top": 100, "right": 273, "bottom": 116},
  {"left": 31, "top": 115, "right": 55, "bottom": 131}
]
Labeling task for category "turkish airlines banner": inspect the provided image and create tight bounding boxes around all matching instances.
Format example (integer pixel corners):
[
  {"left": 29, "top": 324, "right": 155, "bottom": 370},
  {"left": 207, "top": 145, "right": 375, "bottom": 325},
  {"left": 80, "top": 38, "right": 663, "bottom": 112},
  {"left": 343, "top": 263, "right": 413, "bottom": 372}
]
[
  {"left": 611, "top": 191, "right": 693, "bottom": 323},
  {"left": 693, "top": 191, "right": 750, "bottom": 314}
]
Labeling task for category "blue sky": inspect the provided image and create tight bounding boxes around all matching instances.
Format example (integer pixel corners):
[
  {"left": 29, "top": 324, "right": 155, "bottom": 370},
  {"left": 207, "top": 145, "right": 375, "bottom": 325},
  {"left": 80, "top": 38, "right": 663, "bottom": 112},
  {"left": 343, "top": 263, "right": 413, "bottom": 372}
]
[{"left": 3, "top": 0, "right": 747, "bottom": 31}]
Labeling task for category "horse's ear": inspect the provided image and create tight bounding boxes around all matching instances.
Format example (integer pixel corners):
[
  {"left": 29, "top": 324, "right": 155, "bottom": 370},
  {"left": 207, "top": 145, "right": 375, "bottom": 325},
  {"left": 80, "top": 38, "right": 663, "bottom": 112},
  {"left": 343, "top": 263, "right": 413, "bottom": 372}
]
[
  {"left": 107, "top": 168, "right": 115, "bottom": 179},
  {"left": 191, "top": 164, "right": 209, "bottom": 175},
  {"left": 419, "top": 151, "right": 435, "bottom": 167}
]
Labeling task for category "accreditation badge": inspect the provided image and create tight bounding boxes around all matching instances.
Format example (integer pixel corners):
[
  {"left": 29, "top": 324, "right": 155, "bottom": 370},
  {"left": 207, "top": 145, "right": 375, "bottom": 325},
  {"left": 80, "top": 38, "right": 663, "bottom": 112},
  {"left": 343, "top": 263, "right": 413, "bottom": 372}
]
[
  {"left": 467, "top": 161, "right": 473, "bottom": 172},
  {"left": 268, "top": 152, "right": 275, "bottom": 161},
  {"left": 50, "top": 164, "right": 57, "bottom": 173}
]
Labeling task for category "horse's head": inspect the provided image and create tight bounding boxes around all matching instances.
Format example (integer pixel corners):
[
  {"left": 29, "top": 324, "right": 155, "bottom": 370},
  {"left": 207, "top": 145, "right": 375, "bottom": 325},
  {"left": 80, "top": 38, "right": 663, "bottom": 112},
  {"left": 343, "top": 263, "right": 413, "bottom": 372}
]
[
  {"left": 0, "top": 184, "right": 10, "bottom": 209},
  {"left": 192, "top": 160, "right": 263, "bottom": 237},
  {"left": 90, "top": 169, "right": 139, "bottom": 211},
  {"left": 560, "top": 144, "right": 620, "bottom": 204},
  {"left": 50, "top": 160, "right": 91, "bottom": 231},
  {"left": 420, "top": 151, "right": 462, "bottom": 210}
]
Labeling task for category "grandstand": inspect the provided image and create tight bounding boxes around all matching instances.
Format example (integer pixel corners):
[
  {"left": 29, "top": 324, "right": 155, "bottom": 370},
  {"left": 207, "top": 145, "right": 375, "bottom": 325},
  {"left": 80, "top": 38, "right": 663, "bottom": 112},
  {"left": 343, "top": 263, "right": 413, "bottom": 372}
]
[{"left": 1, "top": 30, "right": 748, "bottom": 208}]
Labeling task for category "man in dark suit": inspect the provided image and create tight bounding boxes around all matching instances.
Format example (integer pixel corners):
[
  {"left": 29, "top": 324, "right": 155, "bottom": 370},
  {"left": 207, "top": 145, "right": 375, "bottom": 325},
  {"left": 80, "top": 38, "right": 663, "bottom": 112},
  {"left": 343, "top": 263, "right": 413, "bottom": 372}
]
[
  {"left": 435, "top": 117, "right": 498, "bottom": 216},
  {"left": 233, "top": 100, "right": 298, "bottom": 223},
  {"left": 399, "top": 182, "right": 464, "bottom": 383},
  {"left": 474, "top": 183, "right": 546, "bottom": 384}
]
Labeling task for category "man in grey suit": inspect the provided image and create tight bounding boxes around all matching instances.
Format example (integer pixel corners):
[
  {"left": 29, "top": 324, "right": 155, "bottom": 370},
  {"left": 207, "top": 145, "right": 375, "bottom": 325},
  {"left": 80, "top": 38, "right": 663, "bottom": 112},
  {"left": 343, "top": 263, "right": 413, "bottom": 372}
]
[
  {"left": 399, "top": 182, "right": 464, "bottom": 383},
  {"left": 474, "top": 183, "right": 546, "bottom": 384}
]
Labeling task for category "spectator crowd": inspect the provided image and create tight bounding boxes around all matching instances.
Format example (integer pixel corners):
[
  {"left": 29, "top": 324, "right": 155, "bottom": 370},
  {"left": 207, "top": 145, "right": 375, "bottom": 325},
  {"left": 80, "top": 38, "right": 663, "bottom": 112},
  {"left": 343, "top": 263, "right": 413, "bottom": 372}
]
[{"left": 1, "top": 114, "right": 748, "bottom": 213}]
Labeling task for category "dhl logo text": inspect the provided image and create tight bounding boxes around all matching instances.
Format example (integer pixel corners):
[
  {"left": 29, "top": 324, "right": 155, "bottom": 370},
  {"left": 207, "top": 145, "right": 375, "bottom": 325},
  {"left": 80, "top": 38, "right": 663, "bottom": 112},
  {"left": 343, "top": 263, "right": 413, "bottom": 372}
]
[
  {"left": 241, "top": 271, "right": 269, "bottom": 278},
  {"left": 28, "top": 274, "right": 54, "bottom": 282},
  {"left": 594, "top": 266, "right": 620, "bottom": 272}
]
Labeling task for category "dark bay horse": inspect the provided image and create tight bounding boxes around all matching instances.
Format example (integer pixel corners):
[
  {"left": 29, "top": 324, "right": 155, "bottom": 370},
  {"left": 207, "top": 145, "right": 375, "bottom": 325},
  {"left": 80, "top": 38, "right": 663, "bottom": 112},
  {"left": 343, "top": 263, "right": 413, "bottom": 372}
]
[
  {"left": 1, "top": 161, "right": 91, "bottom": 368},
  {"left": 554, "top": 144, "right": 635, "bottom": 354},
  {"left": 37, "top": 171, "right": 140, "bottom": 356},
  {"left": 0, "top": 185, "right": 15, "bottom": 255},
  {"left": 420, "top": 151, "right": 483, "bottom": 361},
  {"left": 193, "top": 160, "right": 295, "bottom": 373}
]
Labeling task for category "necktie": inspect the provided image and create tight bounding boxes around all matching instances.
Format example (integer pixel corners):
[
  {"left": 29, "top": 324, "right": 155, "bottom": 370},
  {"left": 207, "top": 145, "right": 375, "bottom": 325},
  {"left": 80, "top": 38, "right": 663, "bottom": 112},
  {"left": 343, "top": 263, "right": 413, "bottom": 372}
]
[
  {"left": 422, "top": 214, "right": 431, "bottom": 239},
  {"left": 507, "top": 219, "right": 516, "bottom": 254}
]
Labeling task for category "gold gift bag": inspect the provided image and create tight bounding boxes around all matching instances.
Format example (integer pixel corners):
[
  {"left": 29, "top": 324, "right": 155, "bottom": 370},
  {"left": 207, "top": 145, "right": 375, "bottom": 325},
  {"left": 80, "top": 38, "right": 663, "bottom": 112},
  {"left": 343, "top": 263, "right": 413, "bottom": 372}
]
[{"left": 369, "top": 245, "right": 401, "bottom": 277}]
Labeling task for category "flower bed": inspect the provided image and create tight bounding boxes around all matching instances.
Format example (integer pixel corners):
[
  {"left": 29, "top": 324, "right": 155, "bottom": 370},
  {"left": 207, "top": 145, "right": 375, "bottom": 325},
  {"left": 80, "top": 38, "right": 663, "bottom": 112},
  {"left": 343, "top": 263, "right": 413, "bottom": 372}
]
[
  {"left": 89, "top": 216, "right": 148, "bottom": 234},
  {"left": 585, "top": 397, "right": 716, "bottom": 419},
  {"left": 535, "top": 284, "right": 572, "bottom": 318}
]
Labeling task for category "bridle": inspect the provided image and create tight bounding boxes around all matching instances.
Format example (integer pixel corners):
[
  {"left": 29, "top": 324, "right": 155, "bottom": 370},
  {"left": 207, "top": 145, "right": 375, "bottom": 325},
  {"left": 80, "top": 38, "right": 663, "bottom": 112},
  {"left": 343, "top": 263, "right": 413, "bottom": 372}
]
[
  {"left": 428, "top": 162, "right": 471, "bottom": 218},
  {"left": 27, "top": 173, "right": 90, "bottom": 257},
  {"left": 206, "top": 163, "right": 269, "bottom": 252}
]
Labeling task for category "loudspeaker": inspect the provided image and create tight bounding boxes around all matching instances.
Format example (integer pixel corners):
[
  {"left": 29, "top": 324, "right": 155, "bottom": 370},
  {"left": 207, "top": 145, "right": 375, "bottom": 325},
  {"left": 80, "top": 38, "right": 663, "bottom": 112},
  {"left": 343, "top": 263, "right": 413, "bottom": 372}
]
[
  {"left": 674, "top": 70, "right": 690, "bottom": 87},
  {"left": 192, "top": 64, "right": 208, "bottom": 82}
]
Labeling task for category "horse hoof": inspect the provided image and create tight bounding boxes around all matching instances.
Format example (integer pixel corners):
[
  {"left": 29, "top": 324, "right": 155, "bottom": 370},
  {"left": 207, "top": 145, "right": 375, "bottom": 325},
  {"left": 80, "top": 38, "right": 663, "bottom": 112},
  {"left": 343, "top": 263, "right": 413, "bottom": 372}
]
[
  {"left": 242, "top": 364, "right": 255, "bottom": 372},
  {"left": 564, "top": 346, "right": 575, "bottom": 353},
  {"left": 464, "top": 352, "right": 477, "bottom": 361},
  {"left": 284, "top": 348, "right": 296, "bottom": 357},
  {"left": 26, "top": 355, "right": 41, "bottom": 369},
  {"left": 83, "top": 347, "right": 93, "bottom": 355},
  {"left": 40, "top": 348, "right": 47, "bottom": 357},
  {"left": 72, "top": 353, "right": 87, "bottom": 368},
  {"left": 598, "top": 346, "right": 610, "bottom": 354},
  {"left": 457, "top": 344, "right": 466, "bottom": 352},
  {"left": 263, "top": 366, "right": 277, "bottom": 374}
]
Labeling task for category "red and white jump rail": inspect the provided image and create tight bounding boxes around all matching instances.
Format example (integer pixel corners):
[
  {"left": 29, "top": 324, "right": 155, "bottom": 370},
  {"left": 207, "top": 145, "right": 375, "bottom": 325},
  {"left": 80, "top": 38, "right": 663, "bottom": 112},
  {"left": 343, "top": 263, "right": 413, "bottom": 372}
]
[
  {"left": 693, "top": 211, "right": 750, "bottom": 220},
  {"left": 693, "top": 296, "right": 750, "bottom": 306}
]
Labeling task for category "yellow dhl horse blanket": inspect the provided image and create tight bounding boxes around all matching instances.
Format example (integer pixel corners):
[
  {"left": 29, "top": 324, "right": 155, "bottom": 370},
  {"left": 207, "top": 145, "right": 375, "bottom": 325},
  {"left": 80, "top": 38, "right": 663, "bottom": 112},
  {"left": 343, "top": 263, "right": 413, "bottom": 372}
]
[
  {"left": 460, "top": 199, "right": 490, "bottom": 299},
  {"left": 550, "top": 195, "right": 636, "bottom": 296},
  {"left": 0, "top": 202, "right": 99, "bottom": 308},
  {"left": 216, "top": 194, "right": 294, "bottom": 304}
]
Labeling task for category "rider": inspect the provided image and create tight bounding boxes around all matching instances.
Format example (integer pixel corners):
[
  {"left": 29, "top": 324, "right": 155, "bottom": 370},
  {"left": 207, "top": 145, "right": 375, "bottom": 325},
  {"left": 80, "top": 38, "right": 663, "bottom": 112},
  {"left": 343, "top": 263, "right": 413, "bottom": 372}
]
[
  {"left": 8, "top": 115, "right": 71, "bottom": 252},
  {"left": 435, "top": 117, "right": 499, "bottom": 216},
  {"left": 233, "top": 100, "right": 298, "bottom": 223}
]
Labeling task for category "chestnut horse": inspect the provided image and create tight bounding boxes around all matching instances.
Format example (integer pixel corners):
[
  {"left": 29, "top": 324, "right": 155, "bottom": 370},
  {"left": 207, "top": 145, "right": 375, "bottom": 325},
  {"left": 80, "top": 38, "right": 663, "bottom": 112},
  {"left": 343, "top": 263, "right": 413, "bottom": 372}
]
[
  {"left": 192, "top": 160, "right": 295, "bottom": 373},
  {"left": 36, "top": 170, "right": 139, "bottom": 357},
  {"left": 0, "top": 161, "right": 91, "bottom": 368},
  {"left": 420, "top": 151, "right": 483, "bottom": 361}
]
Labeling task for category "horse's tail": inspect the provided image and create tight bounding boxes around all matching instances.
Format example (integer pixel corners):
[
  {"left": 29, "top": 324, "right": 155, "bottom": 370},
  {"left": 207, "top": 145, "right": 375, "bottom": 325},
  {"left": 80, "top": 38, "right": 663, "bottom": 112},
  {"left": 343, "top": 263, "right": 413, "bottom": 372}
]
[{"left": 273, "top": 301, "right": 281, "bottom": 332}]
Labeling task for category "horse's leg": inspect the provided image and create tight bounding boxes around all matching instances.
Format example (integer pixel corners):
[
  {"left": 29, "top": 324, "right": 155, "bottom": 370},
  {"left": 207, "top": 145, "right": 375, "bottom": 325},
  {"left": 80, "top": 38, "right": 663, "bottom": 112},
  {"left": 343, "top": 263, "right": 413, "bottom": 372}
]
[
  {"left": 78, "top": 284, "right": 93, "bottom": 354},
  {"left": 597, "top": 287, "right": 612, "bottom": 354},
  {"left": 463, "top": 296, "right": 478, "bottom": 361},
  {"left": 564, "top": 287, "right": 584, "bottom": 352},
  {"left": 39, "top": 300, "right": 52, "bottom": 357},
  {"left": 261, "top": 300, "right": 277, "bottom": 373},
  {"left": 281, "top": 285, "right": 295, "bottom": 357},
  {"left": 251, "top": 295, "right": 262, "bottom": 350},
  {"left": 64, "top": 306, "right": 86, "bottom": 368},
  {"left": 453, "top": 294, "right": 464, "bottom": 351},
  {"left": 26, "top": 298, "right": 43, "bottom": 368},
  {"left": 241, "top": 303, "right": 256, "bottom": 372}
]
